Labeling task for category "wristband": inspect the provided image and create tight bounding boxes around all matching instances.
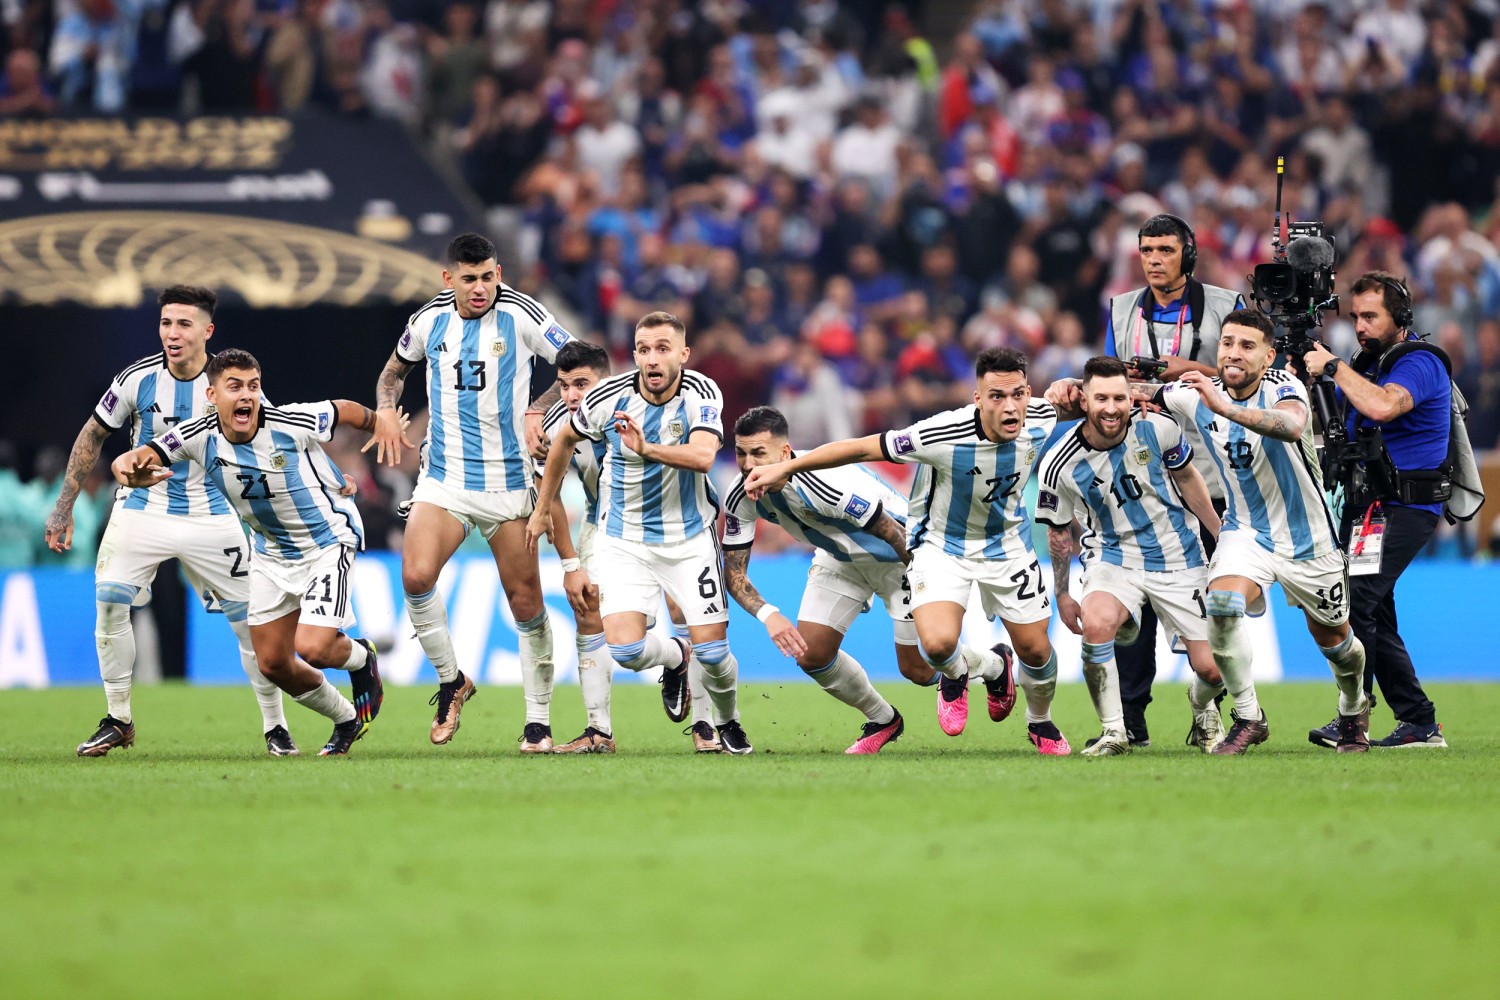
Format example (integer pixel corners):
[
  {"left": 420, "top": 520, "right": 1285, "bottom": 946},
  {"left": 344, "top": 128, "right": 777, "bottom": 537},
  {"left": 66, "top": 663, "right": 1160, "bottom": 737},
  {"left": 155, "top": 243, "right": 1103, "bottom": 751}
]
[
  {"left": 560, "top": 558, "right": 581, "bottom": 572},
  {"left": 755, "top": 604, "right": 780, "bottom": 624}
]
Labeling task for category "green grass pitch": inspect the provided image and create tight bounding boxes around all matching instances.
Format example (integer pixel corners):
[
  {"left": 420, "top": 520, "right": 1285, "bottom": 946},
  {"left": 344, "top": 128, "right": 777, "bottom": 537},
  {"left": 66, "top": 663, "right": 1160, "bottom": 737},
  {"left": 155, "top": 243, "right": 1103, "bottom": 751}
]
[{"left": 3, "top": 681, "right": 1498, "bottom": 998}]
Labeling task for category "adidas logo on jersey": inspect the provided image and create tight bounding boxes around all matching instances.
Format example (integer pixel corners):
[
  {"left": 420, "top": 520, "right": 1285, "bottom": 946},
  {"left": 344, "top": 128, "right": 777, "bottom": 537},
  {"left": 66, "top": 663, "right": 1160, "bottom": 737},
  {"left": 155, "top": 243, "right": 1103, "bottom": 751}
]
[
  {"left": 145, "top": 403, "right": 162, "bottom": 413},
  {"left": 704, "top": 603, "right": 720, "bottom": 615},
  {"left": 966, "top": 467, "right": 982, "bottom": 476}
]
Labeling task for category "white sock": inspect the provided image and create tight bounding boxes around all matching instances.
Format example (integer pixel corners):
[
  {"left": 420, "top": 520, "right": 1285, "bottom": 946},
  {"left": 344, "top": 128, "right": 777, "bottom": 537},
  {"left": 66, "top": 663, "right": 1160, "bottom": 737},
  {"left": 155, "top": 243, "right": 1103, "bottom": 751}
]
[
  {"left": 516, "top": 611, "right": 555, "bottom": 726},
  {"left": 229, "top": 616, "right": 285, "bottom": 732},
  {"left": 697, "top": 644, "right": 739, "bottom": 727},
  {"left": 689, "top": 655, "right": 711, "bottom": 726},
  {"left": 292, "top": 677, "right": 357, "bottom": 723},
  {"left": 1080, "top": 641, "right": 1123, "bottom": 733},
  {"left": 576, "top": 632, "right": 613, "bottom": 734},
  {"left": 808, "top": 650, "right": 895, "bottom": 724},
  {"left": 925, "top": 645, "right": 967, "bottom": 681},
  {"left": 1321, "top": 633, "right": 1369, "bottom": 716},
  {"left": 341, "top": 636, "right": 369, "bottom": 670},
  {"left": 1187, "top": 674, "right": 1224, "bottom": 712},
  {"left": 612, "top": 632, "right": 685, "bottom": 672},
  {"left": 1208, "top": 612, "right": 1260, "bottom": 720},
  {"left": 95, "top": 600, "right": 135, "bottom": 723},
  {"left": 959, "top": 644, "right": 1004, "bottom": 683},
  {"left": 406, "top": 588, "right": 459, "bottom": 683},
  {"left": 1017, "top": 648, "right": 1058, "bottom": 724}
]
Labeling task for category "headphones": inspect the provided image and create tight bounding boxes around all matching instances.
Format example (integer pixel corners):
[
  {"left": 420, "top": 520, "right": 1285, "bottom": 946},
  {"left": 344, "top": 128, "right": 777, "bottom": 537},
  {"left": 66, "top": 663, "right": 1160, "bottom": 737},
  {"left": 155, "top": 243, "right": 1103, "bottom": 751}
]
[
  {"left": 1139, "top": 214, "right": 1197, "bottom": 277},
  {"left": 1371, "top": 274, "right": 1414, "bottom": 329}
]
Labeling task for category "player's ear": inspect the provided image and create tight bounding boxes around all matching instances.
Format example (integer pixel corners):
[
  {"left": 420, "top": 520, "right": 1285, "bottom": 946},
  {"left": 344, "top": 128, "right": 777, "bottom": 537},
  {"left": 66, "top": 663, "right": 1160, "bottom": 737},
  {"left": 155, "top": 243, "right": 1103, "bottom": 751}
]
[{"left": 441, "top": 268, "right": 455, "bottom": 289}]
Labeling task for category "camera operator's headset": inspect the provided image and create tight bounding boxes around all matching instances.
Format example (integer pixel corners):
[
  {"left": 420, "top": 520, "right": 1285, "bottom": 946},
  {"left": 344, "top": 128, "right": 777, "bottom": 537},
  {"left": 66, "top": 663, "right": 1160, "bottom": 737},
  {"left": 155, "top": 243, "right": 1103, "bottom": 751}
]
[{"left": 1135, "top": 214, "right": 1203, "bottom": 359}]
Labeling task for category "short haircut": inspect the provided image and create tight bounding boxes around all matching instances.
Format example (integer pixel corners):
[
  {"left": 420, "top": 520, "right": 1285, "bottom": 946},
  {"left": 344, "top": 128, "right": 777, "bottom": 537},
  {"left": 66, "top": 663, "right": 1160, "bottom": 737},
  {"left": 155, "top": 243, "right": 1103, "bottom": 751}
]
[
  {"left": 975, "top": 346, "right": 1028, "bottom": 379},
  {"left": 735, "top": 406, "right": 789, "bottom": 439},
  {"left": 1350, "top": 271, "right": 1410, "bottom": 320},
  {"left": 1082, "top": 355, "right": 1129, "bottom": 383},
  {"left": 158, "top": 284, "right": 217, "bottom": 318},
  {"left": 636, "top": 310, "right": 686, "bottom": 337},
  {"left": 555, "top": 340, "right": 610, "bottom": 375},
  {"left": 1222, "top": 307, "right": 1276, "bottom": 344},
  {"left": 1138, "top": 214, "right": 1191, "bottom": 246},
  {"left": 206, "top": 348, "right": 261, "bottom": 382},
  {"left": 446, "top": 232, "right": 497, "bottom": 268}
]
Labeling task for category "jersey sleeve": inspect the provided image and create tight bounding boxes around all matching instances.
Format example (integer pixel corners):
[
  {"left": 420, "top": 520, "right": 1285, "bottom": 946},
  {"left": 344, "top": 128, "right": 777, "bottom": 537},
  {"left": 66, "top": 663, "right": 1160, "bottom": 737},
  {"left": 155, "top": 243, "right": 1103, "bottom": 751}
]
[
  {"left": 1159, "top": 380, "right": 1197, "bottom": 422},
  {"left": 1269, "top": 375, "right": 1309, "bottom": 408},
  {"left": 797, "top": 467, "right": 882, "bottom": 529},
  {"left": 1026, "top": 399, "right": 1058, "bottom": 436},
  {"left": 93, "top": 365, "right": 138, "bottom": 431},
  {"left": 148, "top": 414, "right": 210, "bottom": 467},
  {"left": 277, "top": 401, "right": 340, "bottom": 445},
  {"left": 721, "top": 478, "right": 759, "bottom": 548},
  {"left": 571, "top": 390, "right": 608, "bottom": 441},
  {"left": 879, "top": 408, "right": 968, "bottom": 465},
  {"left": 396, "top": 308, "right": 432, "bottom": 365},
  {"left": 511, "top": 289, "right": 574, "bottom": 363},
  {"left": 1035, "top": 448, "right": 1078, "bottom": 529},
  {"left": 1151, "top": 414, "right": 1192, "bottom": 469},
  {"left": 1385, "top": 351, "right": 1448, "bottom": 408},
  {"left": 686, "top": 377, "right": 725, "bottom": 439}
]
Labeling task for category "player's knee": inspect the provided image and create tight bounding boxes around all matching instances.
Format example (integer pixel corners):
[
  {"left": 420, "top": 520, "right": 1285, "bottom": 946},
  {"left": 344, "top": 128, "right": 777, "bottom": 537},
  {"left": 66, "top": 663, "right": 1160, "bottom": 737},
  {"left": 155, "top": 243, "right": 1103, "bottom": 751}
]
[
  {"left": 1080, "top": 618, "right": 1116, "bottom": 645},
  {"left": 608, "top": 638, "right": 650, "bottom": 671},
  {"left": 258, "top": 656, "right": 295, "bottom": 682},
  {"left": 94, "top": 598, "right": 131, "bottom": 634},
  {"left": 895, "top": 643, "right": 934, "bottom": 685},
  {"left": 797, "top": 638, "right": 841, "bottom": 672},
  {"left": 401, "top": 566, "right": 440, "bottom": 597},
  {"left": 1013, "top": 636, "right": 1053, "bottom": 668},
  {"left": 696, "top": 639, "right": 731, "bottom": 667},
  {"left": 1205, "top": 590, "right": 1246, "bottom": 623},
  {"left": 918, "top": 635, "right": 958, "bottom": 666},
  {"left": 296, "top": 633, "right": 341, "bottom": 669}
]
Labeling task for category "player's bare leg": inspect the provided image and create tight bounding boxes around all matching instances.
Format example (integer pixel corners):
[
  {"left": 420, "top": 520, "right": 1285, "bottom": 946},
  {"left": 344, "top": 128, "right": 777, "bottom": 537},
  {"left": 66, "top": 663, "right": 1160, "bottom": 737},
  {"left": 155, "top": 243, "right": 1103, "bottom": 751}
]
[
  {"left": 250, "top": 612, "right": 363, "bottom": 756},
  {"left": 402, "top": 502, "right": 474, "bottom": 743},
  {"left": 1183, "top": 639, "right": 1226, "bottom": 752},
  {"left": 1205, "top": 575, "right": 1270, "bottom": 754},
  {"left": 296, "top": 622, "right": 382, "bottom": 726},
  {"left": 492, "top": 519, "right": 555, "bottom": 752}
]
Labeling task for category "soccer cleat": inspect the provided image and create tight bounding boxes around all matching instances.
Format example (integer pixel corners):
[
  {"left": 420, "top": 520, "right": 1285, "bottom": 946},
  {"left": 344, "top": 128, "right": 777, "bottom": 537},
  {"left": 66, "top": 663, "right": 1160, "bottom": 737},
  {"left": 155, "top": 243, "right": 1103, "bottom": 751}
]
[
  {"left": 983, "top": 643, "right": 1017, "bottom": 722},
  {"left": 1123, "top": 703, "right": 1151, "bottom": 747},
  {"left": 685, "top": 721, "right": 721, "bottom": 753},
  {"left": 264, "top": 725, "right": 299, "bottom": 756},
  {"left": 1027, "top": 721, "right": 1072, "bottom": 756},
  {"left": 429, "top": 671, "right": 476, "bottom": 745},
  {"left": 76, "top": 716, "right": 135, "bottom": 757},
  {"left": 1335, "top": 705, "right": 1370, "bottom": 754},
  {"left": 716, "top": 720, "right": 754, "bottom": 755},
  {"left": 349, "top": 638, "right": 383, "bottom": 725},
  {"left": 1211, "top": 709, "right": 1270, "bottom": 755},
  {"left": 1080, "top": 729, "right": 1131, "bottom": 756},
  {"left": 1185, "top": 704, "right": 1226, "bottom": 753},
  {"left": 1371, "top": 720, "right": 1448, "bottom": 748},
  {"left": 1307, "top": 717, "right": 1339, "bottom": 750},
  {"left": 659, "top": 638, "right": 691, "bottom": 723},
  {"left": 518, "top": 723, "right": 554, "bottom": 753},
  {"left": 554, "top": 727, "right": 616, "bottom": 754},
  {"left": 318, "top": 717, "right": 367, "bottom": 756},
  {"left": 936, "top": 672, "right": 970, "bottom": 736},
  {"left": 845, "top": 711, "right": 904, "bottom": 755}
]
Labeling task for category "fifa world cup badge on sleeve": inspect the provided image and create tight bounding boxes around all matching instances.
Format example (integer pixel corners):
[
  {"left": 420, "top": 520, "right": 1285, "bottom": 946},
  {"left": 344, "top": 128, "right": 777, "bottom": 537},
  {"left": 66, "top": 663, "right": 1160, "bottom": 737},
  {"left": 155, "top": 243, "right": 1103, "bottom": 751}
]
[
  {"left": 1275, "top": 383, "right": 1299, "bottom": 401},
  {"left": 893, "top": 432, "right": 915, "bottom": 456},
  {"left": 1038, "top": 489, "right": 1059, "bottom": 512},
  {"left": 160, "top": 431, "right": 182, "bottom": 453},
  {"left": 700, "top": 405, "right": 719, "bottom": 424},
  {"left": 101, "top": 389, "right": 119, "bottom": 414}
]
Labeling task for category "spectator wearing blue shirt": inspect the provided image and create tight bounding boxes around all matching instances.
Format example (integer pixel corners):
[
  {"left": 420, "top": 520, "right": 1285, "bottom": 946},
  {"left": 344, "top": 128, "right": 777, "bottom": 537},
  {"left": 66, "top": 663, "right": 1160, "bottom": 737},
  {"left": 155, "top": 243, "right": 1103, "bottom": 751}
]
[{"left": 1304, "top": 273, "right": 1451, "bottom": 748}]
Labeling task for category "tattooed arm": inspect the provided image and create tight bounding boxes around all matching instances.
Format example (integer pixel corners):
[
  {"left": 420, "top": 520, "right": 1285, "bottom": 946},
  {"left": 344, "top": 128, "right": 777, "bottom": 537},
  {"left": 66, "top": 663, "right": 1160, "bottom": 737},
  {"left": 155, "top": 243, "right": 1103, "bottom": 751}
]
[
  {"left": 525, "top": 383, "right": 563, "bottom": 461},
  {"left": 370, "top": 351, "right": 417, "bottom": 466},
  {"left": 1179, "top": 369, "right": 1307, "bottom": 442},
  {"left": 45, "top": 418, "right": 111, "bottom": 553},
  {"left": 724, "top": 545, "right": 807, "bottom": 658},
  {"left": 865, "top": 508, "right": 912, "bottom": 565},
  {"left": 1048, "top": 522, "right": 1083, "bottom": 635}
]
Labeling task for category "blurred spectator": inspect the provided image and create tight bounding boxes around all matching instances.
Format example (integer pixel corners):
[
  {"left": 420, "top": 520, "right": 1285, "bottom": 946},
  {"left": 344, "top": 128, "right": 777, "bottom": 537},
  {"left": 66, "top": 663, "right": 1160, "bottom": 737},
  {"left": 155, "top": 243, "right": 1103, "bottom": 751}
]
[
  {"left": 831, "top": 94, "right": 902, "bottom": 198},
  {"left": 0, "top": 47, "right": 55, "bottom": 117},
  {"left": 1460, "top": 319, "right": 1500, "bottom": 453},
  {"left": 771, "top": 341, "right": 854, "bottom": 448},
  {"left": 575, "top": 89, "right": 642, "bottom": 198},
  {"left": 1031, "top": 311, "right": 1093, "bottom": 390},
  {"left": 184, "top": 0, "right": 264, "bottom": 112},
  {"left": 50, "top": 0, "right": 130, "bottom": 110},
  {"left": 425, "top": 1, "right": 485, "bottom": 127}
]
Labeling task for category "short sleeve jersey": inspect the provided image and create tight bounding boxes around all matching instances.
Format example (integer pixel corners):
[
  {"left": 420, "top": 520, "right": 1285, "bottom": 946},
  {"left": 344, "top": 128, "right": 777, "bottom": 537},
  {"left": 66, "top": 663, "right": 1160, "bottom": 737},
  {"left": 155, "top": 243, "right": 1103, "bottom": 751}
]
[{"left": 721, "top": 460, "right": 908, "bottom": 564}]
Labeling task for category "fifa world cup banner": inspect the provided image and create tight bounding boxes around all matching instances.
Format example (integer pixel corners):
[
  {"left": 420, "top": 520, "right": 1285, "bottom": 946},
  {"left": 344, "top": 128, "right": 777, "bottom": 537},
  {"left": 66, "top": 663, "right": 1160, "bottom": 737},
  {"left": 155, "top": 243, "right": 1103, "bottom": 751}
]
[{"left": 3, "top": 555, "right": 1499, "bottom": 688}]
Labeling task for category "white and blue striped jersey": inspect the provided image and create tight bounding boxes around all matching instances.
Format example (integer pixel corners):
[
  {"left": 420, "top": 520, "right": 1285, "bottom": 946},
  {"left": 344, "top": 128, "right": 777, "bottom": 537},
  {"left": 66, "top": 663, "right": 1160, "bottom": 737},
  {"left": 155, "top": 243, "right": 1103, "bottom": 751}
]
[
  {"left": 151, "top": 402, "right": 364, "bottom": 560},
  {"left": 397, "top": 285, "right": 573, "bottom": 493},
  {"left": 721, "top": 458, "right": 908, "bottom": 564},
  {"left": 541, "top": 398, "right": 607, "bottom": 526},
  {"left": 571, "top": 369, "right": 724, "bottom": 543},
  {"left": 94, "top": 353, "right": 232, "bottom": 518},
  {"left": 880, "top": 402, "right": 1057, "bottom": 560},
  {"left": 1035, "top": 411, "right": 1206, "bottom": 571},
  {"left": 1159, "top": 371, "right": 1339, "bottom": 560}
]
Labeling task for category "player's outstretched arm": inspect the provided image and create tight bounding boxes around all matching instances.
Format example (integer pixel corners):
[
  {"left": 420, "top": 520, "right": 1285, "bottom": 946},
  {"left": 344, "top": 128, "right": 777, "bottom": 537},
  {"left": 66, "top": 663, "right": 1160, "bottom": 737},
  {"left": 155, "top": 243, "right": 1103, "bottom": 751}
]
[
  {"left": 723, "top": 546, "right": 807, "bottom": 659},
  {"left": 45, "top": 418, "right": 111, "bottom": 552},
  {"left": 1048, "top": 523, "right": 1083, "bottom": 635},
  {"left": 527, "top": 422, "right": 583, "bottom": 552},
  {"left": 370, "top": 352, "right": 417, "bottom": 466},
  {"left": 1168, "top": 462, "right": 1221, "bottom": 540},
  {"left": 742, "top": 434, "right": 884, "bottom": 499},
  {"left": 110, "top": 445, "right": 172, "bottom": 489},
  {"left": 866, "top": 510, "right": 912, "bottom": 565}
]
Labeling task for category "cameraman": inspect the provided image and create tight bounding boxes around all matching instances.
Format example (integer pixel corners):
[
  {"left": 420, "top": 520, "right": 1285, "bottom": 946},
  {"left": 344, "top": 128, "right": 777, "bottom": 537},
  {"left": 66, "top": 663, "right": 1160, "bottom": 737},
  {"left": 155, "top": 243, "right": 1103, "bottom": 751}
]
[
  {"left": 1302, "top": 272, "right": 1449, "bottom": 748},
  {"left": 1103, "top": 214, "right": 1241, "bottom": 745}
]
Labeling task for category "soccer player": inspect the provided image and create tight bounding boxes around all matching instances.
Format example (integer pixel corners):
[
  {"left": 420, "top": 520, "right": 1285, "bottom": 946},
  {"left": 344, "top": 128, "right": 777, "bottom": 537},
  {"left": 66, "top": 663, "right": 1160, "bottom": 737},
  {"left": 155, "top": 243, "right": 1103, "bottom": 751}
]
[
  {"left": 745, "top": 347, "right": 1067, "bottom": 756},
  {"left": 722, "top": 406, "right": 930, "bottom": 754},
  {"left": 1036, "top": 356, "right": 1226, "bottom": 756},
  {"left": 1157, "top": 308, "right": 1370, "bottom": 753},
  {"left": 368, "top": 233, "right": 572, "bottom": 750},
  {"left": 110, "top": 349, "right": 385, "bottom": 756},
  {"left": 46, "top": 286, "right": 294, "bottom": 757},
  {"left": 527, "top": 311, "right": 753, "bottom": 754}
]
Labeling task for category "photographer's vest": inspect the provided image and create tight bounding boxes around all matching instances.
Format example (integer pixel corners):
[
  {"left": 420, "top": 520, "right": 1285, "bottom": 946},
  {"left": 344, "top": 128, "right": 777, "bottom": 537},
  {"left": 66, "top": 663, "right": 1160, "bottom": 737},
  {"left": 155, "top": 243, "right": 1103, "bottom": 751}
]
[{"left": 1109, "top": 279, "right": 1243, "bottom": 500}]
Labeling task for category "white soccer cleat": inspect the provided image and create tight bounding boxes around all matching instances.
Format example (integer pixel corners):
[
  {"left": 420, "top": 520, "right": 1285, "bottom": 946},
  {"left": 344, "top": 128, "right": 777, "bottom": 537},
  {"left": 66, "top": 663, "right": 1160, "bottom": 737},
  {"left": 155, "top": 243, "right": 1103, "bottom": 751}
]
[
  {"left": 1080, "top": 729, "right": 1131, "bottom": 757},
  {"left": 1186, "top": 702, "right": 1226, "bottom": 753}
]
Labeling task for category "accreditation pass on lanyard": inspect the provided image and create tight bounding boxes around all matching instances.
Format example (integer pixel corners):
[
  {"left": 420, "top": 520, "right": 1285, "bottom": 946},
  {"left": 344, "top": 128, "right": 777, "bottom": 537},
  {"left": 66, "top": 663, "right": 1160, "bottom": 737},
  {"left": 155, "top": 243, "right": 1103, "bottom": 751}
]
[{"left": 1349, "top": 502, "right": 1385, "bottom": 576}]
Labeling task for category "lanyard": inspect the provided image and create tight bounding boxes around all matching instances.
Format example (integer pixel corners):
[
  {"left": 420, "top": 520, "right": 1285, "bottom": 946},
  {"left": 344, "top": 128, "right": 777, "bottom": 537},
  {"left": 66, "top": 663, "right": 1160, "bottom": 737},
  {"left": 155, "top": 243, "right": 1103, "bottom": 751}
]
[
  {"left": 1134, "top": 299, "right": 1188, "bottom": 358},
  {"left": 1354, "top": 501, "right": 1382, "bottom": 556}
]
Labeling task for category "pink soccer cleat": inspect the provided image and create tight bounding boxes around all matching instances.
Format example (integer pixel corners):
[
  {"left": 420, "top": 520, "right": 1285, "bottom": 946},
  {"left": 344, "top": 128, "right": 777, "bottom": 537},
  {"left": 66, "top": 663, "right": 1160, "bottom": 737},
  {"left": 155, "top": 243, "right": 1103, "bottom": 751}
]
[
  {"left": 845, "top": 711, "right": 905, "bottom": 755},
  {"left": 1027, "top": 721, "right": 1072, "bottom": 756},
  {"left": 936, "top": 672, "right": 970, "bottom": 736},
  {"left": 984, "top": 643, "right": 1017, "bottom": 722}
]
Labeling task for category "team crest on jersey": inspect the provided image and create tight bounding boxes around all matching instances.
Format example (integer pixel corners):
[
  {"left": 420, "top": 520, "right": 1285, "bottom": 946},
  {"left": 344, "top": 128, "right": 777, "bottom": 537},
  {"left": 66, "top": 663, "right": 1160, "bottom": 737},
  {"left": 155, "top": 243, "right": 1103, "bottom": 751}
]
[
  {"left": 893, "top": 432, "right": 915, "bottom": 455},
  {"left": 1134, "top": 446, "right": 1152, "bottom": 466},
  {"left": 101, "top": 389, "right": 119, "bottom": 413},
  {"left": 668, "top": 419, "right": 685, "bottom": 439},
  {"left": 1025, "top": 447, "right": 1037, "bottom": 464},
  {"left": 490, "top": 338, "right": 507, "bottom": 357},
  {"left": 544, "top": 323, "right": 571, "bottom": 349},
  {"left": 270, "top": 451, "right": 287, "bottom": 471},
  {"left": 845, "top": 495, "right": 870, "bottom": 519}
]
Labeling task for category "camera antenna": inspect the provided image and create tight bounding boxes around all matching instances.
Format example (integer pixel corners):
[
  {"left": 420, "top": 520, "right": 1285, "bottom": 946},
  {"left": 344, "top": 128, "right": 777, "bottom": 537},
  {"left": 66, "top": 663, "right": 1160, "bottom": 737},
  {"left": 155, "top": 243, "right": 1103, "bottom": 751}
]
[{"left": 1272, "top": 156, "right": 1287, "bottom": 262}]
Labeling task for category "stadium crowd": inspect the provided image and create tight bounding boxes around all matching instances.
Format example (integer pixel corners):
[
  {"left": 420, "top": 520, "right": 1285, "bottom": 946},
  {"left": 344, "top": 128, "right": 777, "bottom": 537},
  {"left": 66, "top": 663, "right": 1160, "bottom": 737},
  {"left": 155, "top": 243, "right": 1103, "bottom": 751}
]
[{"left": 4, "top": 0, "right": 1500, "bottom": 565}]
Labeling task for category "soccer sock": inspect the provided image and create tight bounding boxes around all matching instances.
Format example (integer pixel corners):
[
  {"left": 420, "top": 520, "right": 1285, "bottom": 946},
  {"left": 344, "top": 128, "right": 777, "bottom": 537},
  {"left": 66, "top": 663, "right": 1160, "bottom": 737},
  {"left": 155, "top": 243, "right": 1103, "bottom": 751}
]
[
  {"left": 695, "top": 640, "right": 739, "bottom": 727},
  {"left": 341, "top": 635, "right": 369, "bottom": 670},
  {"left": 228, "top": 614, "right": 286, "bottom": 732},
  {"left": 1187, "top": 674, "right": 1225, "bottom": 712},
  {"left": 1081, "top": 641, "right": 1123, "bottom": 733},
  {"left": 1017, "top": 648, "right": 1059, "bottom": 724},
  {"left": 405, "top": 588, "right": 459, "bottom": 684},
  {"left": 516, "top": 610, "right": 555, "bottom": 726},
  {"left": 959, "top": 643, "right": 1004, "bottom": 683},
  {"left": 1206, "top": 591, "right": 1259, "bottom": 720},
  {"left": 576, "top": 631, "right": 613, "bottom": 735},
  {"left": 608, "top": 633, "right": 684, "bottom": 672},
  {"left": 922, "top": 643, "right": 967, "bottom": 681},
  {"left": 689, "top": 655, "right": 712, "bottom": 726},
  {"left": 1320, "top": 632, "right": 1369, "bottom": 716},
  {"left": 292, "top": 676, "right": 357, "bottom": 723},
  {"left": 95, "top": 599, "right": 135, "bottom": 723},
  {"left": 671, "top": 621, "right": 690, "bottom": 643},
  {"left": 806, "top": 650, "right": 895, "bottom": 724}
]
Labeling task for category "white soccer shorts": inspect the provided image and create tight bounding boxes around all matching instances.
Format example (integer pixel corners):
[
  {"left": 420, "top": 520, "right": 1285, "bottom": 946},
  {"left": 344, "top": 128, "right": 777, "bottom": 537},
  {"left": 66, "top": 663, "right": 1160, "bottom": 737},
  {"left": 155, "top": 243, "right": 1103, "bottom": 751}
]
[
  {"left": 1081, "top": 560, "right": 1210, "bottom": 642},
  {"left": 594, "top": 531, "right": 729, "bottom": 627},
  {"left": 1209, "top": 529, "right": 1351, "bottom": 627},
  {"left": 95, "top": 508, "right": 251, "bottom": 611},
  {"left": 906, "top": 545, "right": 1052, "bottom": 625},
  {"left": 410, "top": 475, "right": 534, "bottom": 540},
  {"left": 248, "top": 543, "right": 358, "bottom": 628},
  {"left": 798, "top": 552, "right": 917, "bottom": 645}
]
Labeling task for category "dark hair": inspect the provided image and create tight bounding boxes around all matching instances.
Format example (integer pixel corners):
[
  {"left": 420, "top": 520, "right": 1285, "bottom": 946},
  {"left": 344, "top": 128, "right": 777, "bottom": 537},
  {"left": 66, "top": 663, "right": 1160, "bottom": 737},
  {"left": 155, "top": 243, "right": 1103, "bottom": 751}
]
[
  {"left": 158, "top": 284, "right": 217, "bottom": 318},
  {"left": 636, "top": 310, "right": 686, "bottom": 336},
  {"left": 975, "top": 346, "right": 1028, "bottom": 378},
  {"left": 1221, "top": 307, "right": 1277, "bottom": 344},
  {"left": 206, "top": 348, "right": 261, "bottom": 382},
  {"left": 446, "top": 232, "right": 497, "bottom": 267},
  {"left": 1350, "top": 271, "right": 1413, "bottom": 327},
  {"left": 734, "top": 406, "right": 789, "bottom": 439},
  {"left": 555, "top": 340, "right": 610, "bottom": 375},
  {"left": 1082, "top": 355, "right": 1129, "bottom": 383}
]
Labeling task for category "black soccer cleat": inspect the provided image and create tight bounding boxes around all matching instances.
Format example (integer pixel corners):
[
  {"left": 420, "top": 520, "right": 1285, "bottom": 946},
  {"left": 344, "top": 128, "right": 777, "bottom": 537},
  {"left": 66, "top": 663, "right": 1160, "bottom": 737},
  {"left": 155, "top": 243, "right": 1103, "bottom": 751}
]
[
  {"left": 1307, "top": 717, "right": 1339, "bottom": 750},
  {"left": 77, "top": 716, "right": 135, "bottom": 757},
  {"left": 716, "top": 719, "right": 754, "bottom": 755},
  {"left": 1123, "top": 703, "right": 1151, "bottom": 747},
  {"left": 1211, "top": 709, "right": 1270, "bottom": 755},
  {"left": 318, "top": 717, "right": 368, "bottom": 756},
  {"left": 660, "top": 638, "right": 691, "bottom": 723},
  {"left": 264, "top": 725, "right": 299, "bottom": 756},
  {"left": 349, "top": 638, "right": 384, "bottom": 724}
]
